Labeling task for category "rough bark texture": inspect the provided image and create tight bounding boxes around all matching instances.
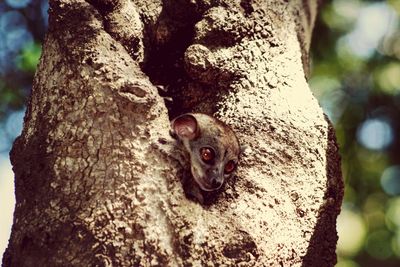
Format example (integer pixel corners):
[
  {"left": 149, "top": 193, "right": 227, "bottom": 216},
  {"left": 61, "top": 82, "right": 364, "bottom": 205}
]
[{"left": 3, "top": 0, "right": 343, "bottom": 266}]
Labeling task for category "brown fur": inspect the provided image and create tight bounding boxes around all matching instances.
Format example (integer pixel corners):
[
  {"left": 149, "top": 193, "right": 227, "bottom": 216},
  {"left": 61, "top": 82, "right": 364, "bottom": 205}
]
[{"left": 171, "top": 113, "right": 241, "bottom": 202}]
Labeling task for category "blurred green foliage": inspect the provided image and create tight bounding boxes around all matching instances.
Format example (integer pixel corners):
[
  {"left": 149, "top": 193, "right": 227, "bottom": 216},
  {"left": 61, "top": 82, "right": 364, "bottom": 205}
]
[
  {"left": 16, "top": 42, "right": 42, "bottom": 73},
  {"left": 0, "top": 41, "right": 41, "bottom": 119},
  {"left": 311, "top": 0, "right": 400, "bottom": 266},
  {"left": 0, "top": 42, "right": 41, "bottom": 118},
  {"left": 0, "top": 81, "right": 25, "bottom": 117},
  {"left": 0, "top": 0, "right": 47, "bottom": 121}
]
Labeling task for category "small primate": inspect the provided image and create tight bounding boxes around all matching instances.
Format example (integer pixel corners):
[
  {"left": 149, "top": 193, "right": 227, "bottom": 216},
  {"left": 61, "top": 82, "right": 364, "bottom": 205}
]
[{"left": 170, "top": 113, "right": 241, "bottom": 203}]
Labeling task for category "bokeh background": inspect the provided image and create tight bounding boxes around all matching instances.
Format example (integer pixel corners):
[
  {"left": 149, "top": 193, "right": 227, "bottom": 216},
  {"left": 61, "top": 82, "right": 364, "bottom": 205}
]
[{"left": 0, "top": 0, "right": 399, "bottom": 266}]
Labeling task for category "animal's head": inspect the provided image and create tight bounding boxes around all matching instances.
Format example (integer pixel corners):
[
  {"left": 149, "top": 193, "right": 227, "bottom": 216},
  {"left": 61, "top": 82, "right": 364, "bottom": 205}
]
[{"left": 171, "top": 113, "right": 241, "bottom": 191}]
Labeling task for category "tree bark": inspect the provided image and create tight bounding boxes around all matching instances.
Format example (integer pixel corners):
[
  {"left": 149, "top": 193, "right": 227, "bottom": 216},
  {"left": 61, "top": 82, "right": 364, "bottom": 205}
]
[{"left": 3, "top": 0, "right": 343, "bottom": 266}]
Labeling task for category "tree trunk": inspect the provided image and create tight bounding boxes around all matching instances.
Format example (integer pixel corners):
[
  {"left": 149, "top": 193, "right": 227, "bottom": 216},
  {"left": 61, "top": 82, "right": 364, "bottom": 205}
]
[{"left": 3, "top": 0, "right": 343, "bottom": 266}]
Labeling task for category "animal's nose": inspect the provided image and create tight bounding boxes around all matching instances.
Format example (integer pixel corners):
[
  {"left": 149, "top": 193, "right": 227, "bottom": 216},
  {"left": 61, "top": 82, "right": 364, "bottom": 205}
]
[{"left": 211, "top": 178, "right": 222, "bottom": 189}]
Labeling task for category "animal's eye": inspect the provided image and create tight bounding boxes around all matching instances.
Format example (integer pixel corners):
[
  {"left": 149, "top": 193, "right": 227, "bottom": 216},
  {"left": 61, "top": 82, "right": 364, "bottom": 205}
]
[
  {"left": 224, "top": 160, "right": 236, "bottom": 174},
  {"left": 200, "top": 147, "right": 215, "bottom": 164}
]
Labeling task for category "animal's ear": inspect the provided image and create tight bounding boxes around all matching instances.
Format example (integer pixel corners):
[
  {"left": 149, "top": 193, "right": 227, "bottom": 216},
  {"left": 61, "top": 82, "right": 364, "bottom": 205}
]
[{"left": 171, "top": 114, "right": 199, "bottom": 140}]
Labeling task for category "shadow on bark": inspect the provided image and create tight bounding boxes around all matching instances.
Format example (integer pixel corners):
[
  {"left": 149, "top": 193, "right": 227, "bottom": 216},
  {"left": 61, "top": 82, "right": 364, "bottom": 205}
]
[{"left": 301, "top": 116, "right": 344, "bottom": 267}]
